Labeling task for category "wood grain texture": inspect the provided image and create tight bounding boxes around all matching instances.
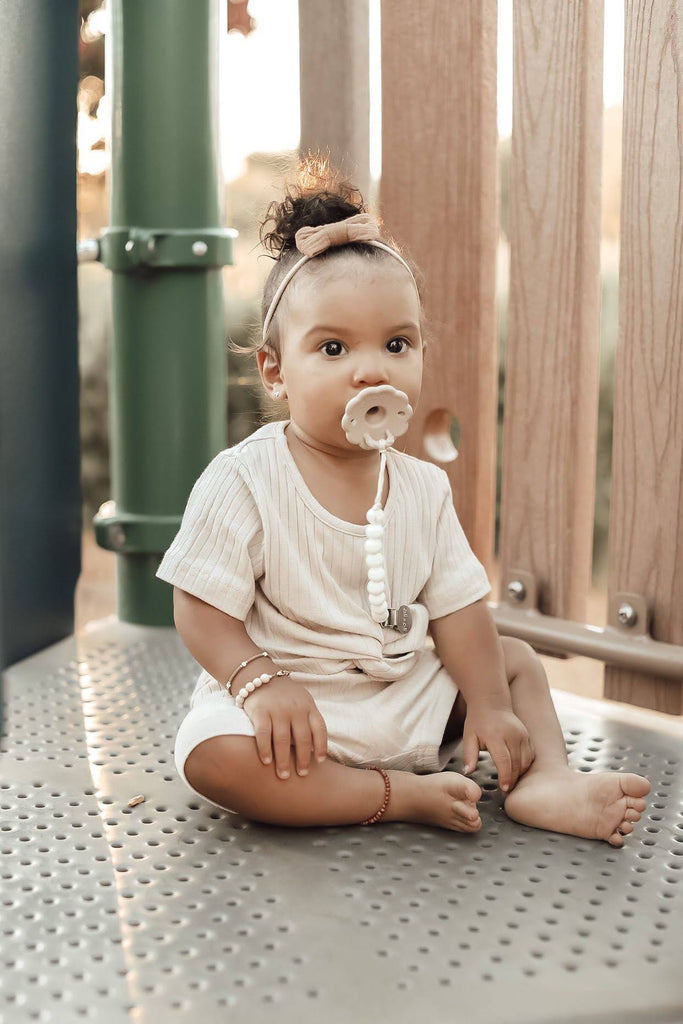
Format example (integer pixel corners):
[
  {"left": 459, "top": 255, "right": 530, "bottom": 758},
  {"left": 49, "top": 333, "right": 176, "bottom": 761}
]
[
  {"left": 605, "top": 0, "right": 683, "bottom": 714},
  {"left": 499, "top": 0, "right": 604, "bottom": 621},
  {"left": 378, "top": 0, "right": 498, "bottom": 569},
  {"left": 298, "top": 0, "right": 371, "bottom": 197}
]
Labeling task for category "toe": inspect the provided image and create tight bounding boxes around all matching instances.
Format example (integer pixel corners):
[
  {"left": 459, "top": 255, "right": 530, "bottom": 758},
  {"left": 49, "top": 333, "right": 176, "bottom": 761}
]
[
  {"left": 624, "top": 808, "right": 641, "bottom": 823},
  {"left": 627, "top": 797, "right": 648, "bottom": 813},
  {"left": 617, "top": 821, "right": 634, "bottom": 835},
  {"left": 454, "top": 815, "right": 480, "bottom": 833},
  {"left": 623, "top": 774, "right": 651, "bottom": 798},
  {"left": 453, "top": 812, "right": 480, "bottom": 832},
  {"left": 453, "top": 799, "right": 479, "bottom": 820},
  {"left": 463, "top": 779, "right": 482, "bottom": 802},
  {"left": 450, "top": 806, "right": 478, "bottom": 831},
  {"left": 608, "top": 831, "right": 625, "bottom": 847}
]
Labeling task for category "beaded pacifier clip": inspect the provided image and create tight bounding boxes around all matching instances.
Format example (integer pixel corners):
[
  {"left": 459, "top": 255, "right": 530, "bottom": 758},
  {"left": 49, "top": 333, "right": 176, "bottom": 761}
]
[{"left": 341, "top": 384, "right": 414, "bottom": 633}]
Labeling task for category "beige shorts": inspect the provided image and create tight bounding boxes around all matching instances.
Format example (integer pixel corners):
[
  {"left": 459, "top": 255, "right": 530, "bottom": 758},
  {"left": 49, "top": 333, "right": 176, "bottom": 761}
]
[{"left": 174, "top": 645, "right": 462, "bottom": 807}]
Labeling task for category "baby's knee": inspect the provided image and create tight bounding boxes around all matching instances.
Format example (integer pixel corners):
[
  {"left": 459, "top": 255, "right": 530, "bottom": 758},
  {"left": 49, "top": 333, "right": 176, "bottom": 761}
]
[
  {"left": 184, "top": 734, "right": 260, "bottom": 804},
  {"left": 500, "top": 636, "right": 542, "bottom": 679}
]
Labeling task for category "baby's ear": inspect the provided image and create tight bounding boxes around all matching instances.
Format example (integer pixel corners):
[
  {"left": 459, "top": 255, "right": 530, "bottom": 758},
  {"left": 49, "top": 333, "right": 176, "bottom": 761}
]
[{"left": 256, "top": 346, "right": 282, "bottom": 386}]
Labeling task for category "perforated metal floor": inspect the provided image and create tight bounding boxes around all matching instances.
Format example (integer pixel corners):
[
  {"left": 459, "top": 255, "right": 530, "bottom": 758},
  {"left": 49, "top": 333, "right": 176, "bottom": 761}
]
[{"left": 2, "top": 618, "right": 683, "bottom": 1024}]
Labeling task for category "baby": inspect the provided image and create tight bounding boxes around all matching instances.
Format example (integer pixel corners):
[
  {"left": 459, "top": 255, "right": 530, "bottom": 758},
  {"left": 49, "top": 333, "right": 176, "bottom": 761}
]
[{"left": 157, "top": 156, "right": 650, "bottom": 843}]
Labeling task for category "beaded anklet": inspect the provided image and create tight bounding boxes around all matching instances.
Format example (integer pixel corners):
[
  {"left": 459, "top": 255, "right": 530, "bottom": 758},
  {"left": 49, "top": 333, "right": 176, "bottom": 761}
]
[{"left": 360, "top": 767, "right": 391, "bottom": 825}]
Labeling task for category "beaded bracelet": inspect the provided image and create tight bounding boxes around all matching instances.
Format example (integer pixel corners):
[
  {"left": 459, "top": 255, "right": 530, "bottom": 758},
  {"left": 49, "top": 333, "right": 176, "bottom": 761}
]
[
  {"left": 359, "top": 766, "right": 391, "bottom": 825},
  {"left": 226, "top": 651, "right": 271, "bottom": 694},
  {"left": 234, "top": 669, "right": 291, "bottom": 708}
]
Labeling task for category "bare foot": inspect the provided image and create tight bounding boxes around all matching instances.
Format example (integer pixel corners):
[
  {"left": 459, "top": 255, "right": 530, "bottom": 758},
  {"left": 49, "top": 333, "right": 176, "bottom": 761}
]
[
  {"left": 386, "top": 770, "right": 483, "bottom": 832},
  {"left": 503, "top": 767, "right": 651, "bottom": 846}
]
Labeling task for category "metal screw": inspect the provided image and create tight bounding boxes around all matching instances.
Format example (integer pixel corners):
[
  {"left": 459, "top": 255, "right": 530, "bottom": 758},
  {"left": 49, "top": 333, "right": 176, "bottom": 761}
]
[
  {"left": 617, "top": 603, "right": 638, "bottom": 627},
  {"left": 192, "top": 240, "right": 208, "bottom": 257},
  {"left": 109, "top": 525, "right": 127, "bottom": 551},
  {"left": 124, "top": 240, "right": 134, "bottom": 252},
  {"left": 97, "top": 499, "right": 116, "bottom": 519},
  {"left": 507, "top": 580, "right": 526, "bottom": 602},
  {"left": 147, "top": 238, "right": 156, "bottom": 251}
]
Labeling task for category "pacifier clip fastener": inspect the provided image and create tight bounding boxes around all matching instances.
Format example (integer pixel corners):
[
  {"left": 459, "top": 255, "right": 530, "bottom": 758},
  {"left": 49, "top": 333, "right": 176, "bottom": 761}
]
[{"left": 382, "top": 605, "right": 413, "bottom": 633}]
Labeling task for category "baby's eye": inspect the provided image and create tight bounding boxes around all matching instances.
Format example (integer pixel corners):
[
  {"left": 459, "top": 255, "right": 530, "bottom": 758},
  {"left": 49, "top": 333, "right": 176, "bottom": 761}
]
[
  {"left": 319, "top": 337, "right": 411, "bottom": 357},
  {"left": 320, "top": 340, "right": 344, "bottom": 357},
  {"left": 387, "top": 336, "right": 411, "bottom": 353}
]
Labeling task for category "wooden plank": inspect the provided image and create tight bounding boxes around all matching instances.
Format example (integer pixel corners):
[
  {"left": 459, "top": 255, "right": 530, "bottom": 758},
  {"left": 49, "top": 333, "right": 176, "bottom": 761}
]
[
  {"left": 499, "top": 0, "right": 604, "bottom": 622},
  {"left": 379, "top": 0, "right": 498, "bottom": 568},
  {"left": 605, "top": 0, "right": 683, "bottom": 714},
  {"left": 298, "top": 0, "right": 370, "bottom": 198}
]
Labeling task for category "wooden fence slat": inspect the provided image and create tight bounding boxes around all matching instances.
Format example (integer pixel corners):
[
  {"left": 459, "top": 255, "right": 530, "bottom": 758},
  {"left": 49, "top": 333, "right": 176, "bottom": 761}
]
[
  {"left": 298, "top": 0, "right": 370, "bottom": 198},
  {"left": 379, "top": 0, "right": 498, "bottom": 566},
  {"left": 605, "top": 0, "right": 683, "bottom": 714},
  {"left": 500, "top": 0, "right": 604, "bottom": 621}
]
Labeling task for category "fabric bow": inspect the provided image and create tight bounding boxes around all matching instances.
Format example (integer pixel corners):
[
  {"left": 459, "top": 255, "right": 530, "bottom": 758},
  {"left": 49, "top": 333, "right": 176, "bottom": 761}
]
[{"left": 294, "top": 212, "right": 381, "bottom": 257}]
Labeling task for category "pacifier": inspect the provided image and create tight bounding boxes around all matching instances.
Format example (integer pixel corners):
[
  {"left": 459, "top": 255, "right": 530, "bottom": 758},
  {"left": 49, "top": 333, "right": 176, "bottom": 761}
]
[
  {"left": 341, "top": 385, "right": 414, "bottom": 631},
  {"left": 341, "top": 384, "right": 412, "bottom": 451}
]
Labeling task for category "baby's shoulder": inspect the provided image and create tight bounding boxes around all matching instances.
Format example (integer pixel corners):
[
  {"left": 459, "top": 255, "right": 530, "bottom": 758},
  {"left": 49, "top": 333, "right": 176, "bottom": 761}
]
[
  {"left": 391, "top": 448, "right": 449, "bottom": 493},
  {"left": 192, "top": 423, "right": 279, "bottom": 504},
  {"left": 216, "top": 421, "right": 281, "bottom": 475}
]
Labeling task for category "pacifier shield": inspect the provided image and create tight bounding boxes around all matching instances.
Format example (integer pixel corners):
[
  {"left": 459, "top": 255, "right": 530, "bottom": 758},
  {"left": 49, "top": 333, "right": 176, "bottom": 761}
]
[{"left": 341, "top": 384, "right": 413, "bottom": 450}]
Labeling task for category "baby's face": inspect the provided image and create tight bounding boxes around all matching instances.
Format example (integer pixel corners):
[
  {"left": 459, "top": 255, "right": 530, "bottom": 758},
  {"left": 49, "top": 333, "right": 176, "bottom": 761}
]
[{"left": 275, "top": 259, "right": 424, "bottom": 456}]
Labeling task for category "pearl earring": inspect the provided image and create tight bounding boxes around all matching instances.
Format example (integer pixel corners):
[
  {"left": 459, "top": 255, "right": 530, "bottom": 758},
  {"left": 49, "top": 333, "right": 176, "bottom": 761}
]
[{"left": 273, "top": 389, "right": 280, "bottom": 399}]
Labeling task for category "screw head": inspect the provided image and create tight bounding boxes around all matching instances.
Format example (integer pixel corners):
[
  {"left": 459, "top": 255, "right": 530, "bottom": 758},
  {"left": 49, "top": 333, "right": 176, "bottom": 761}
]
[
  {"left": 124, "top": 240, "right": 134, "bottom": 252},
  {"left": 97, "top": 499, "right": 116, "bottom": 519},
  {"left": 617, "top": 603, "right": 638, "bottom": 627},
  {"left": 192, "top": 240, "right": 208, "bottom": 257},
  {"left": 507, "top": 580, "right": 526, "bottom": 602},
  {"left": 109, "top": 525, "right": 127, "bottom": 551}
]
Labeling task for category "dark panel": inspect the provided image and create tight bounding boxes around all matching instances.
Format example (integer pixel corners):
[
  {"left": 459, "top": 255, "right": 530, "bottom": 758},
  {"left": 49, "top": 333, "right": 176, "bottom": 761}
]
[{"left": 0, "top": 0, "right": 81, "bottom": 670}]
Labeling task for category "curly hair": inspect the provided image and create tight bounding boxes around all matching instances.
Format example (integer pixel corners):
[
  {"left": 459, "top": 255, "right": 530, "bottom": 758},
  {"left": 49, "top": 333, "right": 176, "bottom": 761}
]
[{"left": 227, "top": 151, "right": 431, "bottom": 368}]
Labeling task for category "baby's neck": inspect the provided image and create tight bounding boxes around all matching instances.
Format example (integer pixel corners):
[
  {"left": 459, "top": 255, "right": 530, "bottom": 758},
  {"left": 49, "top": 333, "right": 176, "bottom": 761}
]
[{"left": 285, "top": 421, "right": 381, "bottom": 470}]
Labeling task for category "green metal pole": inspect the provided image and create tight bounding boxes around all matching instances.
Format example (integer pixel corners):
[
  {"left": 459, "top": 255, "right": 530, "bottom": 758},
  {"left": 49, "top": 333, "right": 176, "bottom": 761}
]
[{"left": 94, "top": 0, "right": 234, "bottom": 625}]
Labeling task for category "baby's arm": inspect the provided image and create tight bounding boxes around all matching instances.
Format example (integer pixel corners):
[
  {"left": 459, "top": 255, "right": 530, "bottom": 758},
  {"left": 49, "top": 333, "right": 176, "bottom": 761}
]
[
  {"left": 429, "top": 598, "right": 509, "bottom": 707},
  {"left": 173, "top": 587, "right": 275, "bottom": 689},
  {"left": 429, "top": 599, "right": 532, "bottom": 789},
  {"left": 173, "top": 588, "right": 327, "bottom": 777}
]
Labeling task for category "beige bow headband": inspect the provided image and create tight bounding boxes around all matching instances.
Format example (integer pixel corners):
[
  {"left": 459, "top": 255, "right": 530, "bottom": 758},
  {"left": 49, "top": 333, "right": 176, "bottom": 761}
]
[{"left": 261, "top": 212, "right": 419, "bottom": 344}]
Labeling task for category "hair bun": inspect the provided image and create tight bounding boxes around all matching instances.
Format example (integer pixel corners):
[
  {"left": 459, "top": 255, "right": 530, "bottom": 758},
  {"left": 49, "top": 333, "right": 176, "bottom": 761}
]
[{"left": 259, "top": 152, "right": 371, "bottom": 258}]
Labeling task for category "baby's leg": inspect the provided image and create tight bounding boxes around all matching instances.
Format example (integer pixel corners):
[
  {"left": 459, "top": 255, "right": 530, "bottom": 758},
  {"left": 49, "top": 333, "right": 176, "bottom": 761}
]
[
  {"left": 498, "top": 638, "right": 651, "bottom": 846},
  {"left": 184, "top": 735, "right": 483, "bottom": 832}
]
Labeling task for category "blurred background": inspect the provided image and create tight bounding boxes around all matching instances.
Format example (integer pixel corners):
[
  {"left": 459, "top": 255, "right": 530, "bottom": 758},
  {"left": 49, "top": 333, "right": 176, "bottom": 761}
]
[{"left": 76, "top": 0, "right": 625, "bottom": 701}]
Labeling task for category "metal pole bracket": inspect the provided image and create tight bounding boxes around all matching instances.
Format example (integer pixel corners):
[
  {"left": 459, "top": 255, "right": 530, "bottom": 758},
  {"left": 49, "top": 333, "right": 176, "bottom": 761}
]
[
  {"left": 491, "top": 572, "right": 683, "bottom": 680},
  {"left": 501, "top": 568, "right": 567, "bottom": 658},
  {"left": 93, "top": 501, "right": 181, "bottom": 554},
  {"left": 97, "top": 226, "right": 238, "bottom": 272}
]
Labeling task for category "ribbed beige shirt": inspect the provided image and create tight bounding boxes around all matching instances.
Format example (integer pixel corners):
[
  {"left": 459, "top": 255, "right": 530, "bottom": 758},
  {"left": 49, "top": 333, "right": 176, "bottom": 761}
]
[{"left": 156, "top": 419, "right": 491, "bottom": 694}]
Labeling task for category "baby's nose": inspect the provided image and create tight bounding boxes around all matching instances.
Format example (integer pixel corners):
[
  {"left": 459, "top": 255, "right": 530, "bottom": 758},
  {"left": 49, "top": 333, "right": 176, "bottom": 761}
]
[{"left": 354, "top": 363, "right": 389, "bottom": 386}]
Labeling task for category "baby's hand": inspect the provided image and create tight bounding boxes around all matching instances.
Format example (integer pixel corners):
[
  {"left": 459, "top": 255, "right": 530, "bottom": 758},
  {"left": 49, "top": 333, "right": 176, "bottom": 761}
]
[
  {"left": 240, "top": 676, "right": 328, "bottom": 780},
  {"left": 462, "top": 706, "right": 534, "bottom": 793}
]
